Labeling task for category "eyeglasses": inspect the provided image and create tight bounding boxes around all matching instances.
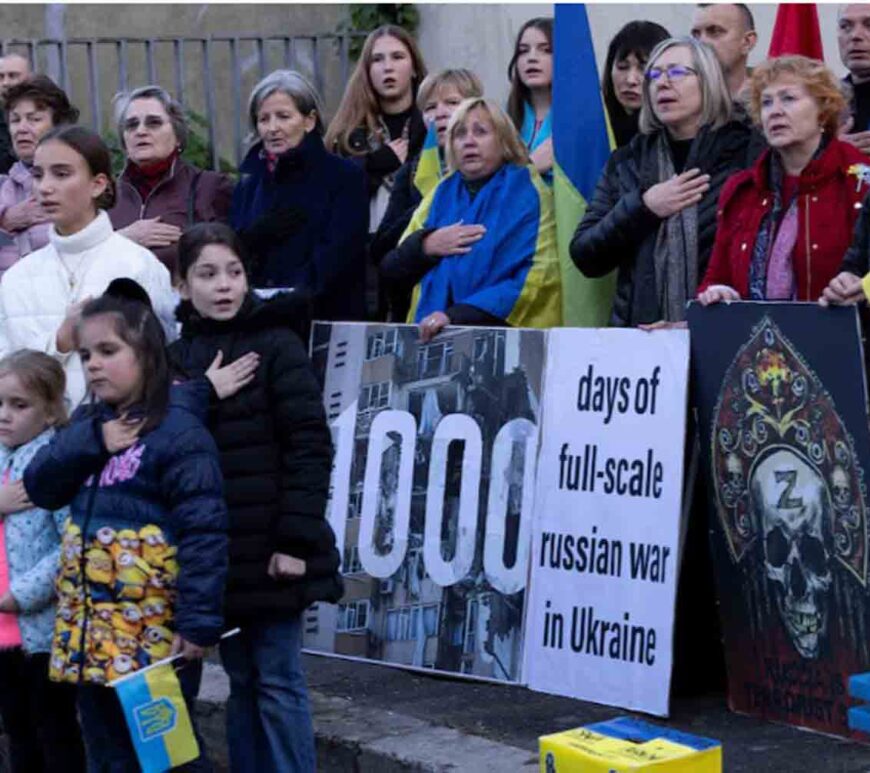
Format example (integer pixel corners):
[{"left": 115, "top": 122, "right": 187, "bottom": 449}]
[
  {"left": 123, "top": 116, "right": 167, "bottom": 132},
  {"left": 646, "top": 65, "right": 698, "bottom": 83}
]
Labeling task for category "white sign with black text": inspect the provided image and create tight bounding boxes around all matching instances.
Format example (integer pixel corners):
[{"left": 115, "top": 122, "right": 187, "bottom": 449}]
[{"left": 523, "top": 328, "right": 690, "bottom": 716}]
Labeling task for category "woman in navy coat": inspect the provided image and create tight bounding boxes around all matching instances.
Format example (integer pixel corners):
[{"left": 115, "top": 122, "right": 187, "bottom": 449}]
[{"left": 231, "top": 70, "right": 369, "bottom": 321}]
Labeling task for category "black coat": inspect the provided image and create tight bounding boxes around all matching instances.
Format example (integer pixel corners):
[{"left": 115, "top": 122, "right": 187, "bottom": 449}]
[
  {"left": 345, "top": 107, "right": 427, "bottom": 200},
  {"left": 370, "top": 155, "right": 422, "bottom": 267},
  {"left": 230, "top": 132, "right": 368, "bottom": 322},
  {"left": 370, "top": 155, "right": 423, "bottom": 321},
  {"left": 840, "top": 188, "right": 870, "bottom": 278},
  {"left": 167, "top": 292, "right": 342, "bottom": 621},
  {"left": 570, "top": 121, "right": 751, "bottom": 327}
]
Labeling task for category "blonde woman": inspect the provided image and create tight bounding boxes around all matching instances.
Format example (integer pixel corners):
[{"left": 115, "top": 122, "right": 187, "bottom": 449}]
[
  {"left": 325, "top": 25, "right": 428, "bottom": 233},
  {"left": 381, "top": 97, "right": 562, "bottom": 340},
  {"left": 371, "top": 68, "right": 484, "bottom": 320},
  {"left": 571, "top": 36, "right": 750, "bottom": 327}
]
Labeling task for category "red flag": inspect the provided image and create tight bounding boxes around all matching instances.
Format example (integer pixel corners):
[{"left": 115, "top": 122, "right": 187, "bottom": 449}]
[{"left": 768, "top": 3, "right": 824, "bottom": 59}]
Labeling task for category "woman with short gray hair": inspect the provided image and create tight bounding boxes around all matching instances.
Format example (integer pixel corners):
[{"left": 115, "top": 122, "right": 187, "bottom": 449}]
[
  {"left": 109, "top": 84, "right": 233, "bottom": 278},
  {"left": 230, "top": 69, "right": 368, "bottom": 320},
  {"left": 571, "top": 36, "right": 751, "bottom": 327}
]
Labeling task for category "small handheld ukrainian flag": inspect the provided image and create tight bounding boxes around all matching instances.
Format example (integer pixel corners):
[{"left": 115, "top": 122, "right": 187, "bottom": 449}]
[
  {"left": 112, "top": 661, "right": 200, "bottom": 773},
  {"left": 413, "top": 121, "right": 442, "bottom": 198}
]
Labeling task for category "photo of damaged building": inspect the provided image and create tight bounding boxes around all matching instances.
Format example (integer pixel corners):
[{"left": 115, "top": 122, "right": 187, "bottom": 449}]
[{"left": 304, "top": 323, "right": 545, "bottom": 682}]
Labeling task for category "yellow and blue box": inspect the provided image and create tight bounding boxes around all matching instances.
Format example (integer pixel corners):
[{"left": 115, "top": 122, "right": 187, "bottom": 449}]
[{"left": 539, "top": 716, "right": 722, "bottom": 772}]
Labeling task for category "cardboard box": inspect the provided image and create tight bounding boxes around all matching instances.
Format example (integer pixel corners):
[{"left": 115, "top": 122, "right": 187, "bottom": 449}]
[{"left": 539, "top": 716, "right": 722, "bottom": 772}]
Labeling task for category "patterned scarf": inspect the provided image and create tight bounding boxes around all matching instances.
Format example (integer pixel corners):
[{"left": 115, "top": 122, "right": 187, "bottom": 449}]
[
  {"left": 748, "top": 139, "right": 827, "bottom": 300},
  {"left": 652, "top": 131, "right": 699, "bottom": 322},
  {"left": 748, "top": 151, "right": 795, "bottom": 300}
]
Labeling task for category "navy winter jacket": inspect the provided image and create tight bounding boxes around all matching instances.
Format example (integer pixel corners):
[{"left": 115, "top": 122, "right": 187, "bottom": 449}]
[
  {"left": 23, "top": 387, "right": 228, "bottom": 686},
  {"left": 230, "top": 132, "right": 368, "bottom": 321}
]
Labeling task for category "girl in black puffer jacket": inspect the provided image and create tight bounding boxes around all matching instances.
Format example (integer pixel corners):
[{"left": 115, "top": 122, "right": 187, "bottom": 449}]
[{"left": 167, "top": 222, "right": 340, "bottom": 772}]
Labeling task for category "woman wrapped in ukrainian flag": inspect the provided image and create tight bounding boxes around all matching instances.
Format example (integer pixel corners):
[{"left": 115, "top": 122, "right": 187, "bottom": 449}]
[{"left": 380, "top": 96, "right": 562, "bottom": 341}]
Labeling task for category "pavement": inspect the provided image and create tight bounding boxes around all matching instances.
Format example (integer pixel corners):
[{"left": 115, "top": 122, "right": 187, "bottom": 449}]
[{"left": 195, "top": 653, "right": 870, "bottom": 772}]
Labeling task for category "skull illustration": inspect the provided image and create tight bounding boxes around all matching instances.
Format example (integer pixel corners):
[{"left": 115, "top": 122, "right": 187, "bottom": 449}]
[
  {"left": 831, "top": 466, "right": 851, "bottom": 509},
  {"left": 750, "top": 449, "right": 833, "bottom": 659},
  {"left": 721, "top": 452, "right": 746, "bottom": 508},
  {"left": 726, "top": 453, "right": 743, "bottom": 489}
]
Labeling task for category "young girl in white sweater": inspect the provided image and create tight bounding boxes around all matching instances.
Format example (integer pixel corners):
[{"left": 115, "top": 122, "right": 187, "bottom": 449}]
[{"left": 0, "top": 125, "right": 176, "bottom": 410}]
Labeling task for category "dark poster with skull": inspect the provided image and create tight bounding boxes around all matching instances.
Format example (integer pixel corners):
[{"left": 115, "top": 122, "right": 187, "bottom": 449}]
[{"left": 687, "top": 302, "right": 870, "bottom": 739}]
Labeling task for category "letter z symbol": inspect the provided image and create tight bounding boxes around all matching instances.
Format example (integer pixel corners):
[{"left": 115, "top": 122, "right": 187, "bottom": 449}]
[{"left": 775, "top": 469, "right": 803, "bottom": 509}]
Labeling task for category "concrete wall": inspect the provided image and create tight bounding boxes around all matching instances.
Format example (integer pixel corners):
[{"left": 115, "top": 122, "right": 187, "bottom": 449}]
[{"left": 0, "top": 4, "right": 851, "bottom": 164}]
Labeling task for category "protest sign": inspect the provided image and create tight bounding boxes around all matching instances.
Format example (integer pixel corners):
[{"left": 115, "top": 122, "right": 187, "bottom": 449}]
[
  {"left": 303, "top": 322, "right": 545, "bottom": 682},
  {"left": 523, "top": 328, "right": 690, "bottom": 716},
  {"left": 688, "top": 302, "right": 870, "bottom": 739}
]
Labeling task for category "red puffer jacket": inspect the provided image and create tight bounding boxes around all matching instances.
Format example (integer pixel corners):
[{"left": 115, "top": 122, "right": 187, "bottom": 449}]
[{"left": 698, "top": 138, "right": 870, "bottom": 301}]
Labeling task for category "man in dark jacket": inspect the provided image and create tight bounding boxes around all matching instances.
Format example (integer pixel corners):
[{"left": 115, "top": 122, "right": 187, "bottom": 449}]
[
  {"left": 690, "top": 4, "right": 756, "bottom": 100},
  {"left": 839, "top": 4, "right": 870, "bottom": 155},
  {"left": 690, "top": 5, "right": 766, "bottom": 159}
]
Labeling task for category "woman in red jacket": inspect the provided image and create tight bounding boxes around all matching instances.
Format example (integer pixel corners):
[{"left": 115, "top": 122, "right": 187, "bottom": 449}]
[{"left": 698, "top": 55, "right": 870, "bottom": 305}]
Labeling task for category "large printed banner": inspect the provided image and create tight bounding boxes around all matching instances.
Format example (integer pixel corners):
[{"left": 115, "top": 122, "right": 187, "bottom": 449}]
[
  {"left": 688, "top": 303, "right": 870, "bottom": 739},
  {"left": 303, "top": 323, "right": 545, "bottom": 682},
  {"left": 523, "top": 328, "right": 690, "bottom": 716}
]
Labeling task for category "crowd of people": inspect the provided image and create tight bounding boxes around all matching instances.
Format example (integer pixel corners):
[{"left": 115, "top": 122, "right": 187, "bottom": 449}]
[{"left": 0, "top": 4, "right": 868, "bottom": 772}]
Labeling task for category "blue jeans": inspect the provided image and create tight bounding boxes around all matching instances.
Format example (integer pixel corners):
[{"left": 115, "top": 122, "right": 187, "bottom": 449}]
[
  {"left": 219, "top": 615, "right": 315, "bottom": 773},
  {"left": 77, "top": 659, "right": 212, "bottom": 773}
]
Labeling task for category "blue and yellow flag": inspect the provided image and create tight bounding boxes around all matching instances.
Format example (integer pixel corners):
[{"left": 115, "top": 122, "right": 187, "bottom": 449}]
[
  {"left": 113, "top": 662, "right": 200, "bottom": 773},
  {"left": 554, "top": 4, "right": 616, "bottom": 326},
  {"left": 413, "top": 121, "right": 442, "bottom": 198},
  {"left": 404, "top": 163, "right": 561, "bottom": 328}
]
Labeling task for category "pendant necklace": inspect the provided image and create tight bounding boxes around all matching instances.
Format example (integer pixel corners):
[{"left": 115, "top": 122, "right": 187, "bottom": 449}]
[{"left": 57, "top": 253, "right": 87, "bottom": 292}]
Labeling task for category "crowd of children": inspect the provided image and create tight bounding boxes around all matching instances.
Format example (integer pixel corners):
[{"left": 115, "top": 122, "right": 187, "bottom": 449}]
[{"left": 0, "top": 113, "right": 340, "bottom": 772}]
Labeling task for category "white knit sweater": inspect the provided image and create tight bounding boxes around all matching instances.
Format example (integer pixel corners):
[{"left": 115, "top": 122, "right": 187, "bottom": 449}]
[{"left": 0, "top": 211, "right": 176, "bottom": 410}]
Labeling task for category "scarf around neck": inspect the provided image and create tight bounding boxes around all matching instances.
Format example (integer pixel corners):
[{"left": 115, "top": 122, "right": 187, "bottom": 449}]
[
  {"left": 126, "top": 149, "right": 178, "bottom": 200},
  {"left": 521, "top": 100, "right": 552, "bottom": 153},
  {"left": 652, "top": 129, "right": 699, "bottom": 322},
  {"left": 748, "top": 137, "right": 828, "bottom": 300}
]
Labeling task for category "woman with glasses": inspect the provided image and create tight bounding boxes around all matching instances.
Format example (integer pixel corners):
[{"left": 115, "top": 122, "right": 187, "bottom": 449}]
[
  {"left": 570, "top": 37, "right": 749, "bottom": 327},
  {"left": 109, "top": 85, "right": 234, "bottom": 280},
  {"left": 698, "top": 56, "right": 870, "bottom": 306}
]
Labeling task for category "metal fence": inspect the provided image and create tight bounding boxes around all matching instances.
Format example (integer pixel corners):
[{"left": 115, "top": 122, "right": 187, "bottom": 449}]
[{"left": 0, "top": 33, "right": 367, "bottom": 170}]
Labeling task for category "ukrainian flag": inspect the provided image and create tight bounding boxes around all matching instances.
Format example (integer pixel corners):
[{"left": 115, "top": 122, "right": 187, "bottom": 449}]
[
  {"left": 413, "top": 121, "right": 442, "bottom": 198},
  {"left": 113, "top": 661, "right": 200, "bottom": 773},
  {"left": 554, "top": 4, "right": 616, "bottom": 326}
]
